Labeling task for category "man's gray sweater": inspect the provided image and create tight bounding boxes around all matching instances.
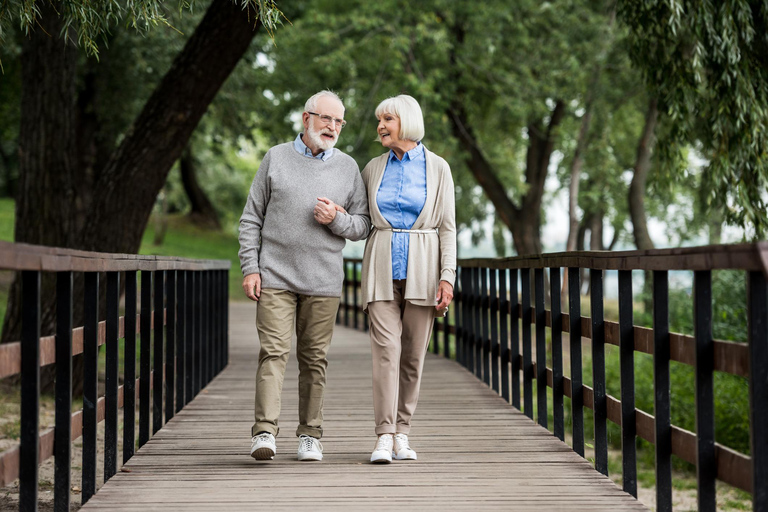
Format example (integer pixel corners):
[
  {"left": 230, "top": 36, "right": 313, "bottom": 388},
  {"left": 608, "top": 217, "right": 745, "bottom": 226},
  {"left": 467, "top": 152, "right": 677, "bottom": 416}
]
[{"left": 238, "top": 142, "right": 370, "bottom": 297}]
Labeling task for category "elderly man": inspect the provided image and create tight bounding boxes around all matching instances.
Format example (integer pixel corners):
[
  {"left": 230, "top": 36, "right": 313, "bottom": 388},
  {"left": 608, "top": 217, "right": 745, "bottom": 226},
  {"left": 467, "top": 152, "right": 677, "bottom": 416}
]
[{"left": 239, "top": 90, "right": 370, "bottom": 461}]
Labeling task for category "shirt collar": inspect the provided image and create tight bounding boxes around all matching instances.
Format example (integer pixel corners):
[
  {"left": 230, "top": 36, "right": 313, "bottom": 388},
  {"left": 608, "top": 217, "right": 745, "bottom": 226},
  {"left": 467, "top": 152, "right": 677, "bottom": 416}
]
[
  {"left": 388, "top": 141, "right": 423, "bottom": 163},
  {"left": 294, "top": 133, "right": 335, "bottom": 161}
]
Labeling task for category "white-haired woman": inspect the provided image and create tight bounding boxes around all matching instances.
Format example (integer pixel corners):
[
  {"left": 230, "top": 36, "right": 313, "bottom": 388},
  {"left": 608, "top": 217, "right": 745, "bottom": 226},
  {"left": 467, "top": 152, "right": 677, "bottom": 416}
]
[{"left": 360, "top": 95, "right": 456, "bottom": 463}]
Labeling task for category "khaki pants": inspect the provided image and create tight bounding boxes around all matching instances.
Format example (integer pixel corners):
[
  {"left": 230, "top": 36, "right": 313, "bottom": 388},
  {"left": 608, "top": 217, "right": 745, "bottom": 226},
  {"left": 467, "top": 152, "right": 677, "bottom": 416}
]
[
  {"left": 368, "top": 280, "right": 436, "bottom": 435},
  {"left": 252, "top": 288, "right": 340, "bottom": 439}
]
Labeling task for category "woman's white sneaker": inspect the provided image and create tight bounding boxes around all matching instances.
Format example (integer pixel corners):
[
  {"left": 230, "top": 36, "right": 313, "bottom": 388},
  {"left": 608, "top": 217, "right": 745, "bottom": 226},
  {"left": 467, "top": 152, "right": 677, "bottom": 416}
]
[
  {"left": 297, "top": 435, "right": 323, "bottom": 461},
  {"left": 250, "top": 432, "right": 276, "bottom": 460},
  {"left": 370, "top": 434, "right": 394, "bottom": 463},
  {"left": 393, "top": 433, "right": 417, "bottom": 460}
]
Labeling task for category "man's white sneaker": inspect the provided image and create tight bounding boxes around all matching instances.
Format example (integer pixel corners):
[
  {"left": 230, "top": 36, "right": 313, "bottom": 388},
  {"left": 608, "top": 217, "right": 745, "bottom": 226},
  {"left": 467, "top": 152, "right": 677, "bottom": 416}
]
[
  {"left": 370, "top": 434, "right": 394, "bottom": 463},
  {"left": 297, "top": 435, "right": 323, "bottom": 461},
  {"left": 393, "top": 433, "right": 417, "bottom": 460},
  {"left": 250, "top": 432, "right": 276, "bottom": 460}
]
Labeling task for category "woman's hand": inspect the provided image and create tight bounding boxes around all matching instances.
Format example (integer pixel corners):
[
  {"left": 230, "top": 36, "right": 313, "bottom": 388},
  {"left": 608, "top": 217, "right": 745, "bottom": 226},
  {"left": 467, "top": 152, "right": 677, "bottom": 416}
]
[{"left": 435, "top": 280, "right": 453, "bottom": 312}]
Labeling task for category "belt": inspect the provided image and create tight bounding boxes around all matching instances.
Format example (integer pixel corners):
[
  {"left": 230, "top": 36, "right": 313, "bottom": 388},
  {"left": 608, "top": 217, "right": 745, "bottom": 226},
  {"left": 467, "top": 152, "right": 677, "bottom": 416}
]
[{"left": 376, "top": 227, "right": 438, "bottom": 234}]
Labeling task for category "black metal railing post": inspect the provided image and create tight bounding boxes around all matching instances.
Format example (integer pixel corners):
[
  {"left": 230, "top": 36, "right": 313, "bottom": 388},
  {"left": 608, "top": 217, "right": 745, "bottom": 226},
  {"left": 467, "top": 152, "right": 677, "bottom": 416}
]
[
  {"left": 490, "top": 269, "right": 500, "bottom": 394},
  {"left": 481, "top": 267, "right": 490, "bottom": 386},
  {"left": 550, "top": 267, "right": 564, "bottom": 441},
  {"left": 166, "top": 270, "right": 176, "bottom": 422},
  {"left": 499, "top": 268, "right": 510, "bottom": 403},
  {"left": 510, "top": 269, "right": 520, "bottom": 409},
  {"left": 124, "top": 271, "right": 137, "bottom": 463},
  {"left": 535, "top": 268, "right": 547, "bottom": 428},
  {"left": 54, "top": 271, "right": 73, "bottom": 512},
  {"left": 521, "top": 268, "right": 533, "bottom": 419},
  {"left": 82, "top": 271, "right": 99, "bottom": 503},
  {"left": 568, "top": 267, "right": 584, "bottom": 457},
  {"left": 153, "top": 270, "right": 165, "bottom": 433},
  {"left": 653, "top": 270, "right": 672, "bottom": 512},
  {"left": 20, "top": 270, "right": 40, "bottom": 512},
  {"left": 590, "top": 268, "right": 607, "bottom": 476},
  {"left": 105, "top": 271, "right": 120, "bottom": 481},
  {"left": 139, "top": 270, "right": 152, "bottom": 448},
  {"left": 748, "top": 271, "right": 768, "bottom": 511},
  {"left": 473, "top": 267, "right": 482, "bottom": 379},
  {"left": 461, "top": 268, "right": 470, "bottom": 370},
  {"left": 185, "top": 271, "right": 195, "bottom": 405},
  {"left": 694, "top": 270, "right": 715, "bottom": 511},
  {"left": 176, "top": 271, "right": 186, "bottom": 413},
  {"left": 618, "top": 270, "right": 637, "bottom": 497}
]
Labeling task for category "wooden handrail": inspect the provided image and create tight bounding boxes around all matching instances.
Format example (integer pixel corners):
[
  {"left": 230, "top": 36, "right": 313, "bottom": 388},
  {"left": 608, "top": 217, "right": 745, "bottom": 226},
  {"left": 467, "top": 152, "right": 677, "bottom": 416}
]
[{"left": 0, "top": 241, "right": 231, "bottom": 272}]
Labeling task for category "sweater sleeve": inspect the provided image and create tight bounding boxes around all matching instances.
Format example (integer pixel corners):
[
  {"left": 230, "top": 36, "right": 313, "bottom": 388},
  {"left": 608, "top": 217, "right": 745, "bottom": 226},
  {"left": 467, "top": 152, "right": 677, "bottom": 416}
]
[
  {"left": 328, "top": 167, "right": 371, "bottom": 241},
  {"left": 438, "top": 161, "right": 457, "bottom": 286},
  {"left": 238, "top": 150, "right": 271, "bottom": 276}
]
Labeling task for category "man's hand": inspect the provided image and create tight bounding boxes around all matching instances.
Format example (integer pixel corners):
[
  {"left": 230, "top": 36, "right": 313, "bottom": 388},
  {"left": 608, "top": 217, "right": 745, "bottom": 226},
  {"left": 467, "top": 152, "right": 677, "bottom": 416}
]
[
  {"left": 314, "top": 197, "right": 341, "bottom": 225},
  {"left": 243, "top": 273, "right": 261, "bottom": 301},
  {"left": 435, "top": 280, "right": 454, "bottom": 313}
]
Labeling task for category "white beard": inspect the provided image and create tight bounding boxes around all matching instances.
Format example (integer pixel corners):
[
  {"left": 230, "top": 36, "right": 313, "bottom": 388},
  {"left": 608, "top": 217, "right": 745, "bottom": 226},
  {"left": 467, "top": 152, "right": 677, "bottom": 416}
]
[{"left": 307, "top": 124, "right": 338, "bottom": 152}]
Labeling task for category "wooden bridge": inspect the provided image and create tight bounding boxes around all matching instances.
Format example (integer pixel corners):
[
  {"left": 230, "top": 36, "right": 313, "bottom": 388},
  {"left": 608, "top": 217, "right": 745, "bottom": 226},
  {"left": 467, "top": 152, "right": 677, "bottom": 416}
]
[
  {"left": 80, "top": 302, "right": 645, "bottom": 511},
  {"left": 1, "top": 241, "right": 766, "bottom": 511}
]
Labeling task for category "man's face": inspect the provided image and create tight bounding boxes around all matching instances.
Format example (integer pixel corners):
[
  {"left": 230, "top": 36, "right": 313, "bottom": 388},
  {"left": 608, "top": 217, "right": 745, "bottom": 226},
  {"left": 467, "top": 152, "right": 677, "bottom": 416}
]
[{"left": 303, "top": 96, "right": 345, "bottom": 153}]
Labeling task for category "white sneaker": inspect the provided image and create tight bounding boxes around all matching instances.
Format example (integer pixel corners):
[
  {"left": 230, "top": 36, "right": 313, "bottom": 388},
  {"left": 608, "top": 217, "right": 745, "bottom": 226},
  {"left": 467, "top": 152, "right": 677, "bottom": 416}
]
[
  {"left": 393, "top": 433, "right": 417, "bottom": 460},
  {"left": 370, "top": 434, "right": 393, "bottom": 463},
  {"left": 297, "top": 435, "right": 323, "bottom": 461},
  {"left": 250, "top": 432, "right": 276, "bottom": 460}
]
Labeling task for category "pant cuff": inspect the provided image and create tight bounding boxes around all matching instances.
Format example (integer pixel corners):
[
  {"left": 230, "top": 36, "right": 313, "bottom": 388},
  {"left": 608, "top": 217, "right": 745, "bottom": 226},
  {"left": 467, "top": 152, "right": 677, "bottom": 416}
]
[
  {"left": 375, "top": 424, "right": 397, "bottom": 435},
  {"left": 252, "top": 423, "right": 278, "bottom": 437},
  {"left": 395, "top": 423, "right": 411, "bottom": 434},
  {"left": 297, "top": 425, "right": 323, "bottom": 439}
]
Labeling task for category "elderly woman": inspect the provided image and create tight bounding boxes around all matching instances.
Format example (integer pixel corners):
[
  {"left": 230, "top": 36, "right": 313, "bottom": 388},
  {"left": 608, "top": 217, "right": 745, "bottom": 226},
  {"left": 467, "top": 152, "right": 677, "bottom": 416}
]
[{"left": 360, "top": 95, "right": 456, "bottom": 463}]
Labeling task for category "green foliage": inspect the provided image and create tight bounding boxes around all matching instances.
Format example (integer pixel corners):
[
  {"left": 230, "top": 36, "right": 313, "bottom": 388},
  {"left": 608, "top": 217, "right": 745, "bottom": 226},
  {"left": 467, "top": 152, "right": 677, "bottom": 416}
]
[
  {"left": 139, "top": 213, "right": 245, "bottom": 299},
  {"left": 0, "top": 198, "right": 13, "bottom": 240},
  {"left": 0, "top": 0, "right": 285, "bottom": 59},
  {"left": 618, "top": 0, "right": 768, "bottom": 238}
]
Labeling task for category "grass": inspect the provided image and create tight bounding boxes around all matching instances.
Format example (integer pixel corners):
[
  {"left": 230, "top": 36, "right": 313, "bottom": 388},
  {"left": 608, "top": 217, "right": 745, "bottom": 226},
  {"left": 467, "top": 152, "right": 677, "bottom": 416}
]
[
  {"left": 0, "top": 198, "right": 13, "bottom": 242},
  {"left": 140, "top": 214, "right": 244, "bottom": 300}
]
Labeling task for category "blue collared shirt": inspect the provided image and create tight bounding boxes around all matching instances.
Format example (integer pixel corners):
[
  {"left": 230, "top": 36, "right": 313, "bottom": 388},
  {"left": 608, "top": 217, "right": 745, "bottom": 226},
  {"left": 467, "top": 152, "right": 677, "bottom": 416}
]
[
  {"left": 293, "top": 133, "right": 335, "bottom": 161},
  {"left": 376, "top": 143, "right": 427, "bottom": 280}
]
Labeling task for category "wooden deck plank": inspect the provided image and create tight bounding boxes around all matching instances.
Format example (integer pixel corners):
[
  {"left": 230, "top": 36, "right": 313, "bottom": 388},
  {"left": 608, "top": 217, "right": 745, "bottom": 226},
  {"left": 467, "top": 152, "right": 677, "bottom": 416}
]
[{"left": 81, "top": 302, "right": 647, "bottom": 511}]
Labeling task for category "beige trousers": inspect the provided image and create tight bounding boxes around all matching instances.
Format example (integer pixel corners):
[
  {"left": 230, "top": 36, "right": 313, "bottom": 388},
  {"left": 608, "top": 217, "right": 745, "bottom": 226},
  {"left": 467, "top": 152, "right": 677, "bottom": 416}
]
[
  {"left": 368, "top": 280, "right": 436, "bottom": 435},
  {"left": 252, "top": 288, "right": 340, "bottom": 439}
]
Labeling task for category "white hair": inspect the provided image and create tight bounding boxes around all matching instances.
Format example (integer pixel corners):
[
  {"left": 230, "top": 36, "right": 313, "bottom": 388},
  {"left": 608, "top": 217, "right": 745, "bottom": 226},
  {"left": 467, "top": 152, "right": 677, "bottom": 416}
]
[
  {"left": 304, "top": 90, "right": 344, "bottom": 113},
  {"left": 374, "top": 95, "right": 425, "bottom": 142}
]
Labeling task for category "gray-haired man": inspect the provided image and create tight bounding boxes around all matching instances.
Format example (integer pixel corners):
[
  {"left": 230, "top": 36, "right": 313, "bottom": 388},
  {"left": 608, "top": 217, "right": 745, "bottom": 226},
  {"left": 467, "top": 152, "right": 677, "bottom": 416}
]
[{"left": 239, "top": 91, "right": 370, "bottom": 461}]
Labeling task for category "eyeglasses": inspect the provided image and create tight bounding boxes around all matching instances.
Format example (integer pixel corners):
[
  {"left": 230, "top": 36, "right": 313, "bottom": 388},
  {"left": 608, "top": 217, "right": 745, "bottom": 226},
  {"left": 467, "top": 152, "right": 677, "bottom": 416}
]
[{"left": 307, "top": 112, "right": 347, "bottom": 128}]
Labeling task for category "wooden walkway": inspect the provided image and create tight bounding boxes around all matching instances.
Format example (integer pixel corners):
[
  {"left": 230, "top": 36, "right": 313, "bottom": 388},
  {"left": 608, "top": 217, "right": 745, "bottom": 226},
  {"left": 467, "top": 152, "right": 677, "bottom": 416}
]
[{"left": 81, "top": 302, "right": 646, "bottom": 511}]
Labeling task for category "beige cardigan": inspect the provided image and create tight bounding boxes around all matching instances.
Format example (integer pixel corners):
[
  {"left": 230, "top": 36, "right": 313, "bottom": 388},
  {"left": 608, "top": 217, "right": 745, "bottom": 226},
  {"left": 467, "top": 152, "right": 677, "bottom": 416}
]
[{"left": 360, "top": 147, "right": 457, "bottom": 313}]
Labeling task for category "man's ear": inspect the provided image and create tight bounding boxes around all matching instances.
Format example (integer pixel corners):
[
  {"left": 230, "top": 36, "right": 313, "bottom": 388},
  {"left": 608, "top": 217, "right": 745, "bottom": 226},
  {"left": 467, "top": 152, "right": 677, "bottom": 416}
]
[{"left": 302, "top": 112, "right": 310, "bottom": 129}]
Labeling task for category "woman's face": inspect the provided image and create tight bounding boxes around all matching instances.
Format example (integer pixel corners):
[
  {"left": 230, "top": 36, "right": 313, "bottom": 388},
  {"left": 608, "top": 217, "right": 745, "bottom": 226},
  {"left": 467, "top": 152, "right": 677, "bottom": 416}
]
[{"left": 377, "top": 113, "right": 402, "bottom": 149}]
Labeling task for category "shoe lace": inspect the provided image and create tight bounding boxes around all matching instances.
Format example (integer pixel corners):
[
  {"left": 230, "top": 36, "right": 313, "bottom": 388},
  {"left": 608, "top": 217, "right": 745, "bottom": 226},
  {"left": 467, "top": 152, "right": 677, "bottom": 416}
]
[
  {"left": 300, "top": 435, "right": 321, "bottom": 452},
  {"left": 394, "top": 433, "right": 409, "bottom": 450},
  {"left": 253, "top": 433, "right": 273, "bottom": 443},
  {"left": 376, "top": 435, "right": 393, "bottom": 451}
]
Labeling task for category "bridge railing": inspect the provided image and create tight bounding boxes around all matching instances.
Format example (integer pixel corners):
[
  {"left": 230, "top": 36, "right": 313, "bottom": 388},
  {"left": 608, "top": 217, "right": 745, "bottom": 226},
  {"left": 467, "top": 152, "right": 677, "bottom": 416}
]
[
  {"left": 340, "top": 242, "right": 768, "bottom": 512},
  {"left": 0, "top": 241, "right": 230, "bottom": 511}
]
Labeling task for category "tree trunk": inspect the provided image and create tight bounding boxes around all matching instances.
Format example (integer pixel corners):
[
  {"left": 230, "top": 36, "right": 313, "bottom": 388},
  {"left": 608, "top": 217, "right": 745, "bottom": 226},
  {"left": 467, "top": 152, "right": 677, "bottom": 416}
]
[
  {"left": 3, "top": 0, "right": 262, "bottom": 395},
  {"left": 628, "top": 97, "right": 658, "bottom": 251},
  {"left": 180, "top": 148, "right": 221, "bottom": 229},
  {"left": 80, "top": 0, "right": 260, "bottom": 254},
  {"left": 445, "top": 18, "right": 565, "bottom": 257},
  {"left": 1, "top": 2, "right": 79, "bottom": 390}
]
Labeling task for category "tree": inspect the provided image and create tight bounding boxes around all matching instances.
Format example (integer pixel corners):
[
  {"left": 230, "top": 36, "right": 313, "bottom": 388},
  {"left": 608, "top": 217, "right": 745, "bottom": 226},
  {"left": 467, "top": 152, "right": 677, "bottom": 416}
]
[
  {"left": 0, "top": 0, "right": 282, "bottom": 394},
  {"left": 618, "top": 0, "right": 768, "bottom": 239},
  {"left": 246, "top": 0, "right": 623, "bottom": 256}
]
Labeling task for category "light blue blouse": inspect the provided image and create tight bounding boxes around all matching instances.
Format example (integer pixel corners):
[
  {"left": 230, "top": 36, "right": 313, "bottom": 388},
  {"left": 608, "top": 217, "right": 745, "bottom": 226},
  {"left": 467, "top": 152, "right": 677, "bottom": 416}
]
[{"left": 376, "top": 143, "right": 427, "bottom": 280}]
